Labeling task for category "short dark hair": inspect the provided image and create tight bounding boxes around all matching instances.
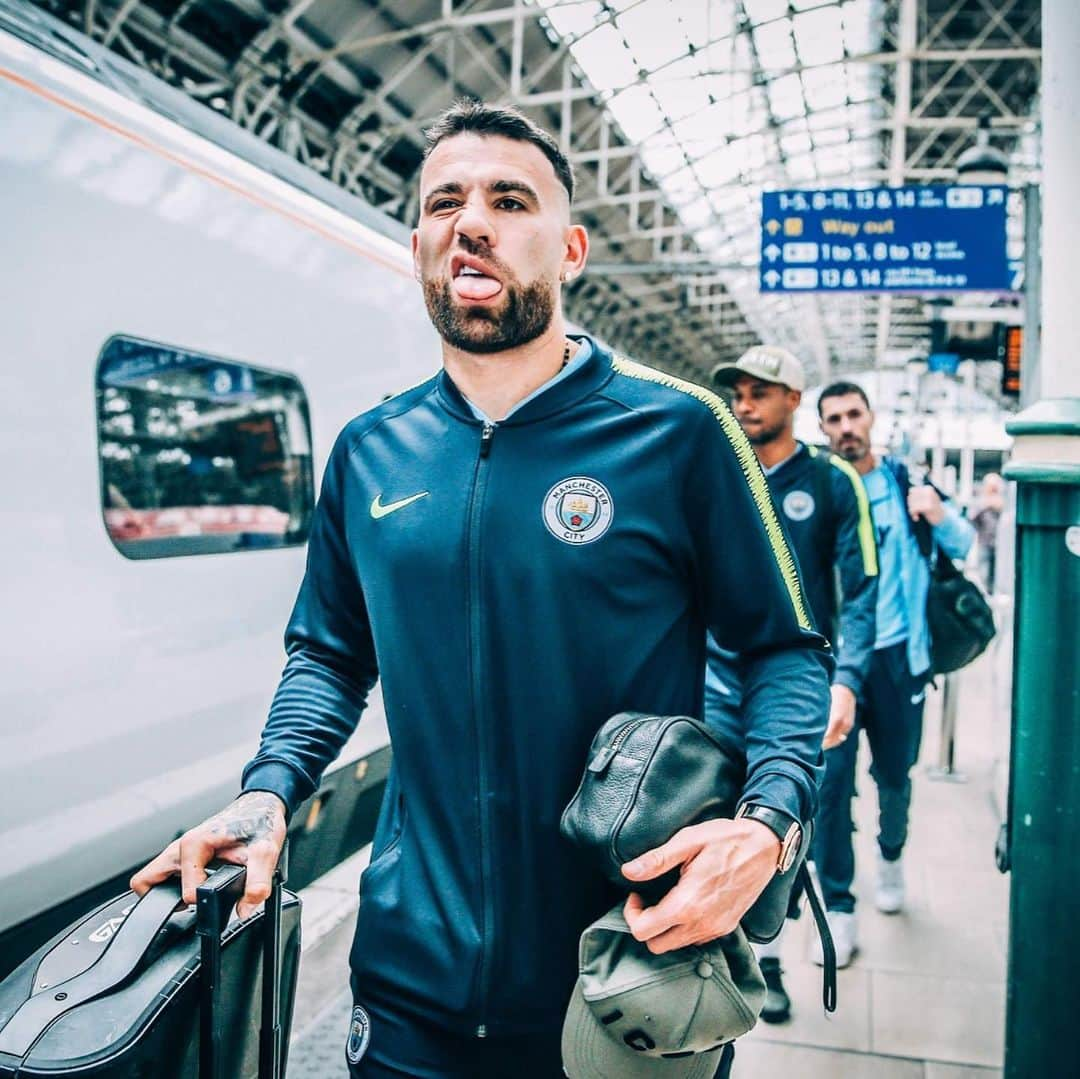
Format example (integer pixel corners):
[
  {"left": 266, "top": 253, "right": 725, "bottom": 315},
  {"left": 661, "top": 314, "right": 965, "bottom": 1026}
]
[
  {"left": 423, "top": 99, "right": 575, "bottom": 203},
  {"left": 818, "top": 380, "right": 871, "bottom": 417}
]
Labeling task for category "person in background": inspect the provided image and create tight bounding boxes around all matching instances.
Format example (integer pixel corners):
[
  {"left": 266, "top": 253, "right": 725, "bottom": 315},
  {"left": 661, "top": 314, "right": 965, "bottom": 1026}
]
[
  {"left": 708, "top": 347, "right": 878, "bottom": 1022},
  {"left": 814, "top": 382, "right": 974, "bottom": 969},
  {"left": 970, "top": 472, "right": 1005, "bottom": 594}
]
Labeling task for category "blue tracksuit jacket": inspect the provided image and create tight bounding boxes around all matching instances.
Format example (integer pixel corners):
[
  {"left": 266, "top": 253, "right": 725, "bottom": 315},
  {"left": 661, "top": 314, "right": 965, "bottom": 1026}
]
[
  {"left": 706, "top": 443, "right": 880, "bottom": 723},
  {"left": 242, "top": 337, "right": 832, "bottom": 1037}
]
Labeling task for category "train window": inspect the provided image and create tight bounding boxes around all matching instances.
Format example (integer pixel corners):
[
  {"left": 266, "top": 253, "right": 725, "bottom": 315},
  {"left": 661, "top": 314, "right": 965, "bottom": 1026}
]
[{"left": 96, "top": 335, "right": 314, "bottom": 559}]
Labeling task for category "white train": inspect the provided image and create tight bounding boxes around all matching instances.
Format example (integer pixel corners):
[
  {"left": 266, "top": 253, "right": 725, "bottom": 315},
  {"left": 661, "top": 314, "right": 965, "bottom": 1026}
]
[{"left": 0, "top": 0, "right": 441, "bottom": 971}]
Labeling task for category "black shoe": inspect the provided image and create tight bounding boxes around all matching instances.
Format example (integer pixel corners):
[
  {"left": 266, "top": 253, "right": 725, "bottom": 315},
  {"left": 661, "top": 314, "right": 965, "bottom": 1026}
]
[{"left": 759, "top": 957, "right": 791, "bottom": 1024}]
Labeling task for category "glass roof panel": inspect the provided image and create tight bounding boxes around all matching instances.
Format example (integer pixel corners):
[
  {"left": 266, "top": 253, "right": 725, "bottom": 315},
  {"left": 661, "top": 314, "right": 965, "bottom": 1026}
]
[
  {"left": 842, "top": 0, "right": 878, "bottom": 54},
  {"left": 673, "top": 0, "right": 716, "bottom": 50},
  {"left": 652, "top": 73, "right": 711, "bottom": 120},
  {"left": 695, "top": 144, "right": 742, "bottom": 188},
  {"left": 793, "top": 8, "right": 847, "bottom": 67},
  {"left": 781, "top": 130, "right": 813, "bottom": 156},
  {"left": 744, "top": 0, "right": 791, "bottom": 21},
  {"left": 768, "top": 72, "right": 806, "bottom": 120},
  {"left": 537, "top": 0, "right": 889, "bottom": 376},
  {"left": 802, "top": 66, "right": 850, "bottom": 111},
  {"left": 617, "top": 0, "right": 690, "bottom": 72},
  {"left": 568, "top": 23, "right": 639, "bottom": 88},
  {"left": 607, "top": 84, "right": 666, "bottom": 142},
  {"left": 753, "top": 20, "right": 797, "bottom": 70},
  {"left": 541, "top": 0, "right": 606, "bottom": 39}
]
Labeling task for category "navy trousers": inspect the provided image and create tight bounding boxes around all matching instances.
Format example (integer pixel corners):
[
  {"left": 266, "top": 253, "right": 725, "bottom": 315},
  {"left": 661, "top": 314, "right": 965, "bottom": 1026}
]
[
  {"left": 345, "top": 992, "right": 736, "bottom": 1077},
  {"left": 812, "top": 641, "right": 927, "bottom": 913}
]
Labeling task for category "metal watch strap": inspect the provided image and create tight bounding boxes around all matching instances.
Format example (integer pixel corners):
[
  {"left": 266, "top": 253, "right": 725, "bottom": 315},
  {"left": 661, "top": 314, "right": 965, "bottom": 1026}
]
[{"left": 736, "top": 803, "right": 802, "bottom": 873}]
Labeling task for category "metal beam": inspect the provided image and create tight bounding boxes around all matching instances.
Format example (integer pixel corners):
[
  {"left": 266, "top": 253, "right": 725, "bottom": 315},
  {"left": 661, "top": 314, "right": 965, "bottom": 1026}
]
[
  {"left": 309, "top": 4, "right": 551, "bottom": 63},
  {"left": 876, "top": 0, "right": 917, "bottom": 366},
  {"left": 586, "top": 261, "right": 747, "bottom": 276},
  {"left": 102, "top": 0, "right": 140, "bottom": 47},
  {"left": 574, "top": 190, "right": 665, "bottom": 212}
]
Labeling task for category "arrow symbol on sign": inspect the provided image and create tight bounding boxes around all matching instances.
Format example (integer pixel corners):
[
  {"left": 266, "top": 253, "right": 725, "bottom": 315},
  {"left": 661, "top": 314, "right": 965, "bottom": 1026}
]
[
  {"left": 764, "top": 244, "right": 781, "bottom": 261},
  {"left": 765, "top": 219, "right": 781, "bottom": 235},
  {"left": 763, "top": 270, "right": 781, "bottom": 288}
]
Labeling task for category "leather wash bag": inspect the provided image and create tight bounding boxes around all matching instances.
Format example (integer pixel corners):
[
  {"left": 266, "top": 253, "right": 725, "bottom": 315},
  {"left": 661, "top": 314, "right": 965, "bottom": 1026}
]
[{"left": 560, "top": 711, "right": 835, "bottom": 1011}]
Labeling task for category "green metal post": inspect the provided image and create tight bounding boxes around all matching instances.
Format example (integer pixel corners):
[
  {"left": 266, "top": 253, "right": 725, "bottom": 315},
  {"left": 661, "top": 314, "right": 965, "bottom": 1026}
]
[{"left": 1002, "top": 400, "right": 1080, "bottom": 1076}]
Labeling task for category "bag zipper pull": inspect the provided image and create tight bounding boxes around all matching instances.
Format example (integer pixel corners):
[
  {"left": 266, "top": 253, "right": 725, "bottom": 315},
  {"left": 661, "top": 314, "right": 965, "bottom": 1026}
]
[{"left": 588, "top": 745, "right": 617, "bottom": 775}]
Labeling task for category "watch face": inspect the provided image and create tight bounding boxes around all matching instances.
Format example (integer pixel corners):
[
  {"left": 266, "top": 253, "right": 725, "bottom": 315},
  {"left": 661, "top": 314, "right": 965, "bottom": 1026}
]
[{"left": 779, "top": 825, "right": 802, "bottom": 873}]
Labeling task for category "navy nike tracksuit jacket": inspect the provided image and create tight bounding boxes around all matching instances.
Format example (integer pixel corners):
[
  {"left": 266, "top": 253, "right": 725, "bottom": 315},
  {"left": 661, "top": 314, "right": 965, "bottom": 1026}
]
[
  {"left": 242, "top": 337, "right": 832, "bottom": 1037},
  {"left": 706, "top": 443, "right": 880, "bottom": 723}
]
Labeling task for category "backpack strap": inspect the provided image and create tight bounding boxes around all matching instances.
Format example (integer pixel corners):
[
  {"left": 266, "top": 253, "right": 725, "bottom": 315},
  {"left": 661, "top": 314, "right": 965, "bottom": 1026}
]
[{"left": 884, "top": 456, "right": 933, "bottom": 559}]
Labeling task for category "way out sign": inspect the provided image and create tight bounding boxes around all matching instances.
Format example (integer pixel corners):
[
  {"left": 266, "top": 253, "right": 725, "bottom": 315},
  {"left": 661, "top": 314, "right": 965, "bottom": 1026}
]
[{"left": 759, "top": 186, "right": 1011, "bottom": 294}]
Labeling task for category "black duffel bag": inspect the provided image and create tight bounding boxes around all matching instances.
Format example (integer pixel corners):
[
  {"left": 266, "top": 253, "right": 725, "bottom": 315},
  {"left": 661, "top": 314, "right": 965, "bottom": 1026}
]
[
  {"left": 0, "top": 857, "right": 300, "bottom": 1078},
  {"left": 927, "top": 550, "right": 996, "bottom": 676}
]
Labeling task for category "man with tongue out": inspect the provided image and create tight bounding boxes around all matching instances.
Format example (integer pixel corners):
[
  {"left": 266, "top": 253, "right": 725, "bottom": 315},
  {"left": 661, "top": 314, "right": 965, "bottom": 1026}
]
[
  {"left": 412, "top": 104, "right": 590, "bottom": 419},
  {"left": 133, "top": 101, "right": 830, "bottom": 1078}
]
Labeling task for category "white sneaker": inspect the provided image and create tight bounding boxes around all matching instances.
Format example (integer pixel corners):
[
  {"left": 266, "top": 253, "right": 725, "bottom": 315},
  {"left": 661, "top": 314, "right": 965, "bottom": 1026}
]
[
  {"left": 753, "top": 928, "right": 784, "bottom": 963},
  {"left": 875, "top": 854, "right": 905, "bottom": 914},
  {"left": 812, "top": 910, "right": 857, "bottom": 969}
]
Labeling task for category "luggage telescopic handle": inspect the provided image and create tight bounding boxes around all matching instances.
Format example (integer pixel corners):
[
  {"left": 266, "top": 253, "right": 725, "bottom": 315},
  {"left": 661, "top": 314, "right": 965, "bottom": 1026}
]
[
  {"left": 0, "top": 882, "right": 183, "bottom": 1058},
  {"left": 196, "top": 844, "right": 288, "bottom": 1079}
]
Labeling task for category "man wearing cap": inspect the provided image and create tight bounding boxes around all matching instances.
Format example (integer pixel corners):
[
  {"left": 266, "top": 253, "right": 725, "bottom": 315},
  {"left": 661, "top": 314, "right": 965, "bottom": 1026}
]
[
  {"left": 132, "top": 102, "right": 831, "bottom": 1078},
  {"left": 707, "top": 347, "right": 879, "bottom": 1019}
]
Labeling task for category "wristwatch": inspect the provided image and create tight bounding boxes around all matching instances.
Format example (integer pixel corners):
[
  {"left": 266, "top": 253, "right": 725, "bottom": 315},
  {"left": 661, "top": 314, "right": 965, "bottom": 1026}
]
[{"left": 735, "top": 803, "right": 803, "bottom": 874}]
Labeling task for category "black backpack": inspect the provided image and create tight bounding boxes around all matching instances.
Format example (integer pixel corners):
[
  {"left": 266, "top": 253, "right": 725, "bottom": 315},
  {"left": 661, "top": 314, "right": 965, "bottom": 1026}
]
[{"left": 884, "top": 458, "right": 995, "bottom": 676}]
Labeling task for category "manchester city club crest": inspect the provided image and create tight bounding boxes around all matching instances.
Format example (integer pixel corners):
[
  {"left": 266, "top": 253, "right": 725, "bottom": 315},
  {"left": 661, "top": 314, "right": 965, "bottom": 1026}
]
[
  {"left": 782, "top": 489, "right": 816, "bottom": 522},
  {"left": 543, "top": 476, "right": 614, "bottom": 545},
  {"left": 345, "top": 1005, "right": 371, "bottom": 1065}
]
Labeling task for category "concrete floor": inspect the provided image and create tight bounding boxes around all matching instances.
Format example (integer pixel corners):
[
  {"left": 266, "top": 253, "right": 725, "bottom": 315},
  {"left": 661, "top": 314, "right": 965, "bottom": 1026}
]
[
  {"left": 288, "top": 650, "right": 1009, "bottom": 1077},
  {"left": 737, "top": 650, "right": 1007, "bottom": 1076}
]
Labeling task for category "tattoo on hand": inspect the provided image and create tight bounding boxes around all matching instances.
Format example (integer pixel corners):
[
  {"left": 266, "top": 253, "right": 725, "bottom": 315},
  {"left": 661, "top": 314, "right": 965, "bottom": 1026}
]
[{"left": 207, "top": 792, "right": 282, "bottom": 844}]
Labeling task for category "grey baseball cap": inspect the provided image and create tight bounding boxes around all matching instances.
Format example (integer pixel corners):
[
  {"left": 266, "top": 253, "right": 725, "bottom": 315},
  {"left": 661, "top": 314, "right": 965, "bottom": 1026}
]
[
  {"left": 561, "top": 906, "right": 765, "bottom": 1079},
  {"left": 711, "top": 345, "right": 806, "bottom": 392}
]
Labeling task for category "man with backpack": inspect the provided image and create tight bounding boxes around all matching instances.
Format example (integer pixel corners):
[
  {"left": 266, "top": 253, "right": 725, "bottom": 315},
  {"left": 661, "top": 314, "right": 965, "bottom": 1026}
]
[
  {"left": 814, "top": 381, "right": 974, "bottom": 966},
  {"left": 707, "top": 348, "right": 880, "bottom": 1022}
]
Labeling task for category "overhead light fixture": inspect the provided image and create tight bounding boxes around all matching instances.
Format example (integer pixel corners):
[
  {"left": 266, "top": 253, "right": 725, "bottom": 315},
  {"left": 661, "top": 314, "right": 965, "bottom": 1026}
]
[{"left": 955, "top": 117, "right": 1010, "bottom": 182}]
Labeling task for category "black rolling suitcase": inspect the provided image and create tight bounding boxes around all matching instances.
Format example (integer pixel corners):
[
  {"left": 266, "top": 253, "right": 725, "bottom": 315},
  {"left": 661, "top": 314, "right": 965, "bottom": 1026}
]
[{"left": 0, "top": 855, "right": 301, "bottom": 1077}]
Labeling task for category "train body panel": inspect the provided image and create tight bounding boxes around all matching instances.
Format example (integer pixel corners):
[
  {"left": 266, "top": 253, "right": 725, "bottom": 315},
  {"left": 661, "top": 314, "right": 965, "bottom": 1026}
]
[{"left": 0, "top": 8, "right": 433, "bottom": 942}]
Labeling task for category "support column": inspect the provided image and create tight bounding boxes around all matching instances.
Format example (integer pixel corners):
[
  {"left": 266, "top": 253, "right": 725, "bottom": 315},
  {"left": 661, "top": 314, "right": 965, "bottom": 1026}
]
[{"left": 1002, "top": 2, "right": 1080, "bottom": 1075}]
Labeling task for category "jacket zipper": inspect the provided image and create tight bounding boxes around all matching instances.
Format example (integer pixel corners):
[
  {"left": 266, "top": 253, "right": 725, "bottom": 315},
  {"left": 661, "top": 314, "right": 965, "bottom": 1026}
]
[{"left": 467, "top": 422, "right": 496, "bottom": 1037}]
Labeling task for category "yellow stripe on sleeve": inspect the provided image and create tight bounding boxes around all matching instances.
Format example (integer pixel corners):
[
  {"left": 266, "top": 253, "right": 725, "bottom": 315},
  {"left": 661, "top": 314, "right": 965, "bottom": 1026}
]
[
  {"left": 611, "top": 356, "right": 813, "bottom": 631},
  {"left": 829, "top": 455, "right": 879, "bottom": 576}
]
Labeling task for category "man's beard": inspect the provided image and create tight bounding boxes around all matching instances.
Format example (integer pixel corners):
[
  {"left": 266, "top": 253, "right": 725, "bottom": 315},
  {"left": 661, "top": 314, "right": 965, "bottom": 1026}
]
[
  {"left": 745, "top": 417, "right": 787, "bottom": 446},
  {"left": 834, "top": 435, "right": 869, "bottom": 462},
  {"left": 422, "top": 275, "right": 555, "bottom": 354}
]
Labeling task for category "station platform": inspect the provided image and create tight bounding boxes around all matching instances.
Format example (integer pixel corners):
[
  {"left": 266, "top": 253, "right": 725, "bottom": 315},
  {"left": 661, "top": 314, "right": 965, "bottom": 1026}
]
[{"left": 286, "top": 647, "right": 1009, "bottom": 1077}]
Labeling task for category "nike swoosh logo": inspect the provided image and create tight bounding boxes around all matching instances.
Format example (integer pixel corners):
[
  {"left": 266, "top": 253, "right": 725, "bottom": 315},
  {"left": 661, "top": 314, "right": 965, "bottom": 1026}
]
[{"left": 370, "top": 491, "right": 429, "bottom": 519}]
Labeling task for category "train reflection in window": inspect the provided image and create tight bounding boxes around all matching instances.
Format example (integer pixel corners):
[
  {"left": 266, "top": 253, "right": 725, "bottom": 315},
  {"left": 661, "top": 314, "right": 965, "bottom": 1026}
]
[{"left": 96, "top": 335, "right": 314, "bottom": 559}]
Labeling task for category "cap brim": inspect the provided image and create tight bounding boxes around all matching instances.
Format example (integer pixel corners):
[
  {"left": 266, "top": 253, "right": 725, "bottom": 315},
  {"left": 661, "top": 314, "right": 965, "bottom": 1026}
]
[
  {"left": 711, "top": 363, "right": 793, "bottom": 390},
  {"left": 561, "top": 981, "right": 722, "bottom": 1079},
  {"left": 709, "top": 363, "right": 743, "bottom": 388}
]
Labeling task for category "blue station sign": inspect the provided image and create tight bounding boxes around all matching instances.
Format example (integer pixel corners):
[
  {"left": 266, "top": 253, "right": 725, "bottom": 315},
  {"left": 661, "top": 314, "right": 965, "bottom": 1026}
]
[{"left": 759, "top": 185, "right": 1011, "bottom": 294}]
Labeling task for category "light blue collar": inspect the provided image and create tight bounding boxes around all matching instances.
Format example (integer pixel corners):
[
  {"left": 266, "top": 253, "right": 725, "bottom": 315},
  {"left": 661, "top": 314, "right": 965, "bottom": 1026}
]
[{"left": 763, "top": 442, "right": 804, "bottom": 477}]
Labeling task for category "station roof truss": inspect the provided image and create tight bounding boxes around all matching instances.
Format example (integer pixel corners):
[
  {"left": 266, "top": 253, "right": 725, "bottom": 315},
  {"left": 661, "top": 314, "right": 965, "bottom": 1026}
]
[{"left": 30, "top": 0, "right": 1041, "bottom": 389}]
